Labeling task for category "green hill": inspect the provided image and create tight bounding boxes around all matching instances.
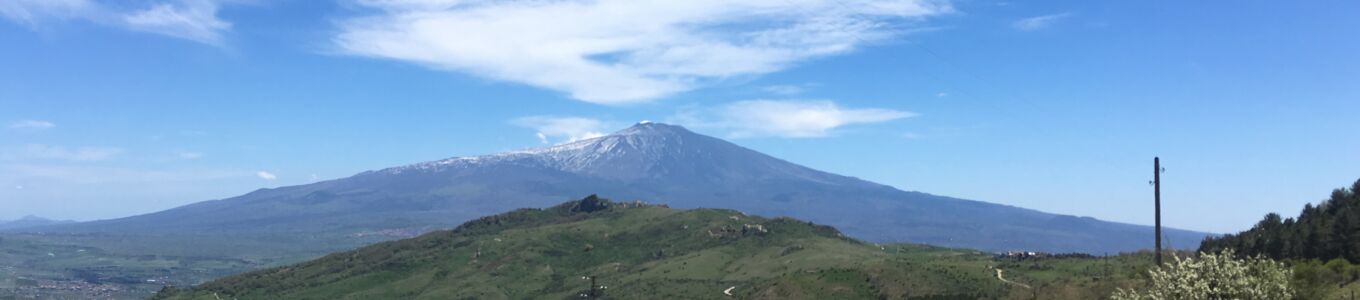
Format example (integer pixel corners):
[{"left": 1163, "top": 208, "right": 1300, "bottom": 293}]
[
  {"left": 1198, "top": 178, "right": 1360, "bottom": 299},
  {"left": 153, "top": 195, "right": 1156, "bottom": 299},
  {"left": 1200, "top": 178, "right": 1360, "bottom": 262}
]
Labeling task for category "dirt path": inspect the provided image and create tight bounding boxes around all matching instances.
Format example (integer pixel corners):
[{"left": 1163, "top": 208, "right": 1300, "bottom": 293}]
[{"left": 994, "top": 268, "right": 1031, "bottom": 289}]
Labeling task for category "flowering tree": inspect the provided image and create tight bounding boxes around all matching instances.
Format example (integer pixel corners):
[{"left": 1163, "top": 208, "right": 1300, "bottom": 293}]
[{"left": 1111, "top": 250, "right": 1293, "bottom": 300}]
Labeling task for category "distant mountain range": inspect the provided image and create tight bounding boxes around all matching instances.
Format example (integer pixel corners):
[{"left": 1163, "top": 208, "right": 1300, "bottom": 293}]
[
  {"left": 0, "top": 215, "right": 73, "bottom": 230},
  {"left": 20, "top": 122, "right": 1208, "bottom": 253}
]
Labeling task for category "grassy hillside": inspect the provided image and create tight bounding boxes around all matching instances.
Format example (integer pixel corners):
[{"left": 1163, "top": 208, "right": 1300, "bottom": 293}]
[{"left": 154, "top": 195, "right": 1156, "bottom": 299}]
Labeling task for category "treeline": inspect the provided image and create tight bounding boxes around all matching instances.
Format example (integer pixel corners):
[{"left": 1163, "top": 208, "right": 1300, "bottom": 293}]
[{"left": 1199, "top": 178, "right": 1360, "bottom": 262}]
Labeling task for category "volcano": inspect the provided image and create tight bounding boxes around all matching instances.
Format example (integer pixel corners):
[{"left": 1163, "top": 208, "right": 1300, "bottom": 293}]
[{"left": 25, "top": 122, "right": 1207, "bottom": 253}]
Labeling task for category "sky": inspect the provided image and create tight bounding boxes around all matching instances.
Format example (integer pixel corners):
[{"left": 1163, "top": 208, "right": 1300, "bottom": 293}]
[{"left": 1, "top": 0, "right": 1357, "bottom": 234}]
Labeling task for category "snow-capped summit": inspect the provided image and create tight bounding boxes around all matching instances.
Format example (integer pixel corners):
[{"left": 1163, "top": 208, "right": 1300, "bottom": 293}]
[{"left": 385, "top": 122, "right": 858, "bottom": 184}]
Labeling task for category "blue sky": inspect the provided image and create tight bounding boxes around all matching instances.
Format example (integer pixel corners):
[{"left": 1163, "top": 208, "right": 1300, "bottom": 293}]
[{"left": 1, "top": 0, "right": 1357, "bottom": 234}]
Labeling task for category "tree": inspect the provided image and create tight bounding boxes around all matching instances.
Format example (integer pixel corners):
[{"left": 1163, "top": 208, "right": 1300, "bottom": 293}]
[
  {"left": 1200, "top": 178, "right": 1360, "bottom": 263},
  {"left": 1111, "top": 250, "right": 1293, "bottom": 300}
]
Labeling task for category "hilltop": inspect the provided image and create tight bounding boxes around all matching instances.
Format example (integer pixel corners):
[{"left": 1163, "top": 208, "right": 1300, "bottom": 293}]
[{"left": 153, "top": 195, "right": 1155, "bottom": 300}]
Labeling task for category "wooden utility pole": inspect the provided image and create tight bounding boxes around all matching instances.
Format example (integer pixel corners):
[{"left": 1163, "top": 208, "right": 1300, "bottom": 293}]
[
  {"left": 586, "top": 275, "right": 600, "bottom": 298},
  {"left": 1154, "top": 157, "right": 1163, "bottom": 266}
]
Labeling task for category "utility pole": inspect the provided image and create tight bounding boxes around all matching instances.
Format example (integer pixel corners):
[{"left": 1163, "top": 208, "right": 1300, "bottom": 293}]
[
  {"left": 582, "top": 275, "right": 600, "bottom": 298},
  {"left": 1154, "top": 157, "right": 1163, "bottom": 266}
]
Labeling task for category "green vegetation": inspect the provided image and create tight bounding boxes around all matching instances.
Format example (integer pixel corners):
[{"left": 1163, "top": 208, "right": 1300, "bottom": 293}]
[
  {"left": 1198, "top": 178, "right": 1360, "bottom": 299},
  {"left": 154, "top": 195, "right": 1159, "bottom": 300},
  {"left": 1112, "top": 250, "right": 1294, "bottom": 300},
  {"left": 1200, "top": 178, "right": 1360, "bottom": 262}
]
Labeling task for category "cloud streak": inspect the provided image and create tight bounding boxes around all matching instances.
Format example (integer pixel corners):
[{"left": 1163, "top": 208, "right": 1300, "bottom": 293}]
[
  {"left": 335, "top": 0, "right": 951, "bottom": 104},
  {"left": 175, "top": 151, "right": 203, "bottom": 160},
  {"left": 673, "top": 100, "right": 914, "bottom": 138},
  {"left": 0, "top": 0, "right": 95, "bottom": 26},
  {"left": 255, "top": 171, "right": 277, "bottom": 180},
  {"left": 511, "top": 116, "right": 609, "bottom": 144},
  {"left": 8, "top": 120, "right": 56, "bottom": 129},
  {"left": 1013, "top": 12, "right": 1071, "bottom": 31},
  {"left": 0, "top": 0, "right": 232, "bottom": 46},
  {"left": 2, "top": 144, "right": 123, "bottom": 162},
  {"left": 122, "top": 0, "right": 230, "bottom": 46},
  {"left": 4, "top": 164, "right": 242, "bottom": 184}
]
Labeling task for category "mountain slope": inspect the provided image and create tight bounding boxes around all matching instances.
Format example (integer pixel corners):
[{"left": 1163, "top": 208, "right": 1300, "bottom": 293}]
[
  {"left": 24, "top": 122, "right": 1207, "bottom": 253},
  {"left": 152, "top": 196, "right": 1154, "bottom": 300}
]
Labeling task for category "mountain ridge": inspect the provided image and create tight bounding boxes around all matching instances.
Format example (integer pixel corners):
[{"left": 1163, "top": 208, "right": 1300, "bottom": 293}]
[
  {"left": 0, "top": 215, "right": 75, "bottom": 230},
  {"left": 16, "top": 122, "right": 1209, "bottom": 254}
]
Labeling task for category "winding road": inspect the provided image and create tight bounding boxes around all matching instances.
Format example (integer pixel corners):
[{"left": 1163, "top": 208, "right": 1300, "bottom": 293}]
[{"left": 994, "top": 268, "right": 1031, "bottom": 289}]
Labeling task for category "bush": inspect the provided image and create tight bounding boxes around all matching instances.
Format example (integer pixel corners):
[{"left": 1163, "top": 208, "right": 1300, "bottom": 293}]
[
  {"left": 1323, "top": 258, "right": 1356, "bottom": 283},
  {"left": 1111, "top": 250, "right": 1293, "bottom": 300}
]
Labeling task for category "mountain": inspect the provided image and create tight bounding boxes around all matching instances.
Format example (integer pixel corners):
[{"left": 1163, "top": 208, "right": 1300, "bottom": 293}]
[
  {"left": 0, "top": 215, "right": 74, "bottom": 230},
  {"left": 22, "top": 122, "right": 1208, "bottom": 254},
  {"left": 152, "top": 196, "right": 1152, "bottom": 300}
]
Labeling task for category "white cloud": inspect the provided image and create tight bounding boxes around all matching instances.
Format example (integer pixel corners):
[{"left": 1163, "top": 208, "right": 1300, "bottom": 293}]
[
  {"left": 673, "top": 100, "right": 914, "bottom": 138},
  {"left": 3, "top": 164, "right": 242, "bottom": 184},
  {"left": 935, "top": 92, "right": 948, "bottom": 97},
  {"left": 1012, "top": 12, "right": 1071, "bottom": 31},
  {"left": 763, "top": 85, "right": 806, "bottom": 95},
  {"left": 175, "top": 151, "right": 203, "bottom": 160},
  {"left": 255, "top": 171, "right": 277, "bottom": 180},
  {"left": 0, "top": 0, "right": 95, "bottom": 26},
  {"left": 123, "top": 0, "right": 230, "bottom": 46},
  {"left": 8, "top": 120, "right": 56, "bottom": 129},
  {"left": 3, "top": 144, "right": 123, "bottom": 162},
  {"left": 0, "top": 0, "right": 232, "bottom": 46},
  {"left": 511, "top": 116, "right": 609, "bottom": 144},
  {"left": 336, "top": 0, "right": 951, "bottom": 104}
]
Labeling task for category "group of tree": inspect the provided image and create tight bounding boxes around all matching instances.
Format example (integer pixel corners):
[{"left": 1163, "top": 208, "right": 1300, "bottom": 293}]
[
  {"left": 1199, "top": 178, "right": 1360, "bottom": 263},
  {"left": 1112, "top": 250, "right": 1294, "bottom": 300}
]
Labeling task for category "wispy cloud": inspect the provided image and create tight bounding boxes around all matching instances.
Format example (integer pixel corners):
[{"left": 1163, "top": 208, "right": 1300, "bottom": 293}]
[
  {"left": 2, "top": 144, "right": 123, "bottom": 162},
  {"left": 511, "top": 116, "right": 609, "bottom": 144},
  {"left": 0, "top": 0, "right": 232, "bottom": 46},
  {"left": 122, "top": 0, "right": 230, "bottom": 46},
  {"left": 175, "top": 151, "right": 203, "bottom": 160},
  {"left": 1013, "top": 12, "right": 1072, "bottom": 31},
  {"left": 255, "top": 171, "right": 277, "bottom": 180},
  {"left": 335, "top": 0, "right": 951, "bottom": 104},
  {"left": 8, "top": 120, "right": 55, "bottom": 129},
  {"left": 763, "top": 84, "right": 807, "bottom": 96},
  {"left": 0, "top": 0, "right": 95, "bottom": 26},
  {"left": 3, "top": 164, "right": 242, "bottom": 184},
  {"left": 672, "top": 100, "right": 914, "bottom": 138}
]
